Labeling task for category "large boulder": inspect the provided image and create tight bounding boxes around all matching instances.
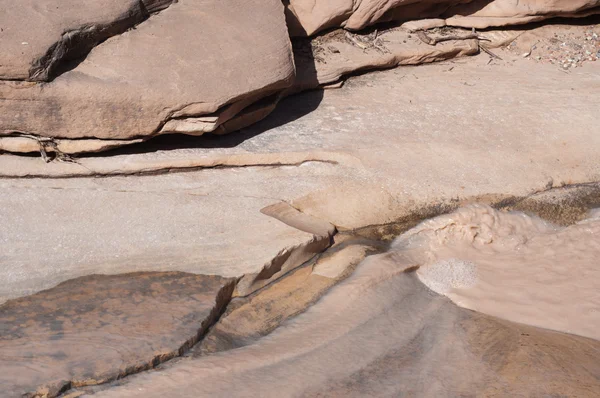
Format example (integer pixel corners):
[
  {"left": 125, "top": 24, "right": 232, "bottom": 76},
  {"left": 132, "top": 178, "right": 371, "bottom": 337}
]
[{"left": 0, "top": 0, "right": 295, "bottom": 151}]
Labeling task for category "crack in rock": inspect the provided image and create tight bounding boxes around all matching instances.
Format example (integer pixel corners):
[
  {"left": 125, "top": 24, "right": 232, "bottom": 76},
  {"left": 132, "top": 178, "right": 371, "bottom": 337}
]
[
  {"left": 0, "top": 272, "right": 235, "bottom": 398},
  {"left": 28, "top": 0, "right": 177, "bottom": 82}
]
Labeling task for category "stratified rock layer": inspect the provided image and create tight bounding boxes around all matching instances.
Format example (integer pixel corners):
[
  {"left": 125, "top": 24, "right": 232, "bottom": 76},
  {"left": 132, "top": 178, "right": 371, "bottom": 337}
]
[
  {"left": 0, "top": 0, "right": 174, "bottom": 81},
  {"left": 0, "top": 272, "right": 234, "bottom": 398},
  {"left": 1, "top": 57, "right": 599, "bottom": 302},
  {"left": 286, "top": 0, "right": 600, "bottom": 35}
]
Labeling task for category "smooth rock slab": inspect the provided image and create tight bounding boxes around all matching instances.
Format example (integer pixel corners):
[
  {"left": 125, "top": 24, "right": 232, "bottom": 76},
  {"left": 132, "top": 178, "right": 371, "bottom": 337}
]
[{"left": 0, "top": 272, "right": 234, "bottom": 398}]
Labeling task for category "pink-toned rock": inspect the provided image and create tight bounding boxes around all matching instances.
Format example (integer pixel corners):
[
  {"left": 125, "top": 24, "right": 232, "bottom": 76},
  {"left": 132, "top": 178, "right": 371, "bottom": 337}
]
[
  {"left": 286, "top": 0, "right": 600, "bottom": 36},
  {"left": 0, "top": 0, "right": 294, "bottom": 144},
  {"left": 0, "top": 0, "right": 174, "bottom": 81}
]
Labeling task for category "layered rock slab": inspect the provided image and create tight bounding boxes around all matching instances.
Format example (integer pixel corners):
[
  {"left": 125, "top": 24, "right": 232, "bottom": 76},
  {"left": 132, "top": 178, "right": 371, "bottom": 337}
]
[
  {"left": 0, "top": 0, "right": 294, "bottom": 144},
  {"left": 444, "top": 0, "right": 600, "bottom": 29},
  {"left": 0, "top": 166, "right": 326, "bottom": 303},
  {"left": 292, "top": 27, "right": 479, "bottom": 92},
  {"left": 197, "top": 235, "right": 384, "bottom": 355},
  {"left": 0, "top": 24, "right": 501, "bottom": 158},
  {"left": 0, "top": 272, "right": 234, "bottom": 398},
  {"left": 287, "top": 0, "right": 600, "bottom": 35},
  {"left": 2, "top": 58, "right": 599, "bottom": 301}
]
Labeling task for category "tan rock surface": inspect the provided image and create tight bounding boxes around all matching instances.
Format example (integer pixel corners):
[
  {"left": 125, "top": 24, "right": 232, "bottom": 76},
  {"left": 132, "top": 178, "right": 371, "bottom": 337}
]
[
  {"left": 393, "top": 204, "right": 600, "bottom": 340},
  {"left": 291, "top": 27, "right": 479, "bottom": 92},
  {"left": 197, "top": 236, "right": 383, "bottom": 355},
  {"left": 445, "top": 0, "right": 600, "bottom": 29},
  {"left": 0, "top": 272, "right": 234, "bottom": 397},
  {"left": 88, "top": 254, "right": 600, "bottom": 397},
  {"left": 1, "top": 1, "right": 598, "bottom": 155},
  {"left": 1, "top": 29, "right": 600, "bottom": 398},
  {"left": 0, "top": 0, "right": 174, "bottom": 81},
  {"left": 0, "top": 166, "right": 327, "bottom": 303},
  {"left": 1, "top": 56, "right": 599, "bottom": 303}
]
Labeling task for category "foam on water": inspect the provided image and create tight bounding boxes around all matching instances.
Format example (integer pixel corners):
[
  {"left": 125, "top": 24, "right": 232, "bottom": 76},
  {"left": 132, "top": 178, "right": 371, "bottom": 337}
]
[{"left": 392, "top": 204, "right": 600, "bottom": 339}]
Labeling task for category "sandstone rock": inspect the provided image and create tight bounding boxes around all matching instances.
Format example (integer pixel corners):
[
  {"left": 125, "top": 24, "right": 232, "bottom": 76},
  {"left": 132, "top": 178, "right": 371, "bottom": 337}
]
[
  {"left": 1, "top": 52, "right": 600, "bottom": 397},
  {"left": 0, "top": 135, "right": 144, "bottom": 155},
  {"left": 291, "top": 27, "right": 479, "bottom": 92},
  {"left": 0, "top": 0, "right": 294, "bottom": 144},
  {"left": 286, "top": 0, "right": 600, "bottom": 36},
  {"left": 445, "top": 0, "right": 600, "bottom": 29},
  {"left": 0, "top": 0, "right": 175, "bottom": 81},
  {"left": 2, "top": 0, "right": 598, "bottom": 157},
  {"left": 0, "top": 21, "right": 494, "bottom": 157},
  {"left": 196, "top": 236, "right": 383, "bottom": 356},
  {"left": 0, "top": 272, "right": 234, "bottom": 397},
  {"left": 1, "top": 58, "right": 599, "bottom": 301}
]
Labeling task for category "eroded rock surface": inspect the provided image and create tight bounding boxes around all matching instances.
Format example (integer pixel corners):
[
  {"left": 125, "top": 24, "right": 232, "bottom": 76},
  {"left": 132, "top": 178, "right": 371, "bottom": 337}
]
[
  {"left": 292, "top": 26, "right": 479, "bottom": 92},
  {"left": 1, "top": 1, "right": 599, "bottom": 155},
  {"left": 197, "top": 235, "right": 384, "bottom": 355},
  {"left": 1, "top": 58, "right": 599, "bottom": 303},
  {"left": 0, "top": 272, "right": 234, "bottom": 397}
]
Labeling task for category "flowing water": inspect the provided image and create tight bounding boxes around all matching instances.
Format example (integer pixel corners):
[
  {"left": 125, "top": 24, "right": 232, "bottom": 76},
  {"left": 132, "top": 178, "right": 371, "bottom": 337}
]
[
  {"left": 395, "top": 204, "right": 600, "bottom": 340},
  {"left": 87, "top": 204, "right": 600, "bottom": 397}
]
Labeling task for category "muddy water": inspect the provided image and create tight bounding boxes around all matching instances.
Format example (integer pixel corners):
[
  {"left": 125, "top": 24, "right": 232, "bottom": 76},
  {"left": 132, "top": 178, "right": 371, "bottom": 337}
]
[
  {"left": 88, "top": 206, "right": 600, "bottom": 398},
  {"left": 393, "top": 204, "right": 600, "bottom": 340}
]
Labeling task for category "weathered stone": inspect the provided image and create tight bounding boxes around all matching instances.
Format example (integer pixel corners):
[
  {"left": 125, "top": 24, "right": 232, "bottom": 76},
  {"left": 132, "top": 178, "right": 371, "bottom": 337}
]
[
  {"left": 445, "top": 0, "right": 600, "bottom": 29},
  {"left": 1, "top": 57, "right": 599, "bottom": 304},
  {"left": 196, "top": 235, "right": 384, "bottom": 356},
  {"left": 0, "top": 272, "right": 234, "bottom": 397},
  {"left": 0, "top": 0, "right": 175, "bottom": 81},
  {"left": 291, "top": 27, "right": 479, "bottom": 93}
]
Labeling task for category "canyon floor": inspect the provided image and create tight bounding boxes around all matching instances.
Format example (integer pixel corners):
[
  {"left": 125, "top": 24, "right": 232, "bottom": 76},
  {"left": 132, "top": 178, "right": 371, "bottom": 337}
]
[{"left": 1, "top": 24, "right": 600, "bottom": 397}]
